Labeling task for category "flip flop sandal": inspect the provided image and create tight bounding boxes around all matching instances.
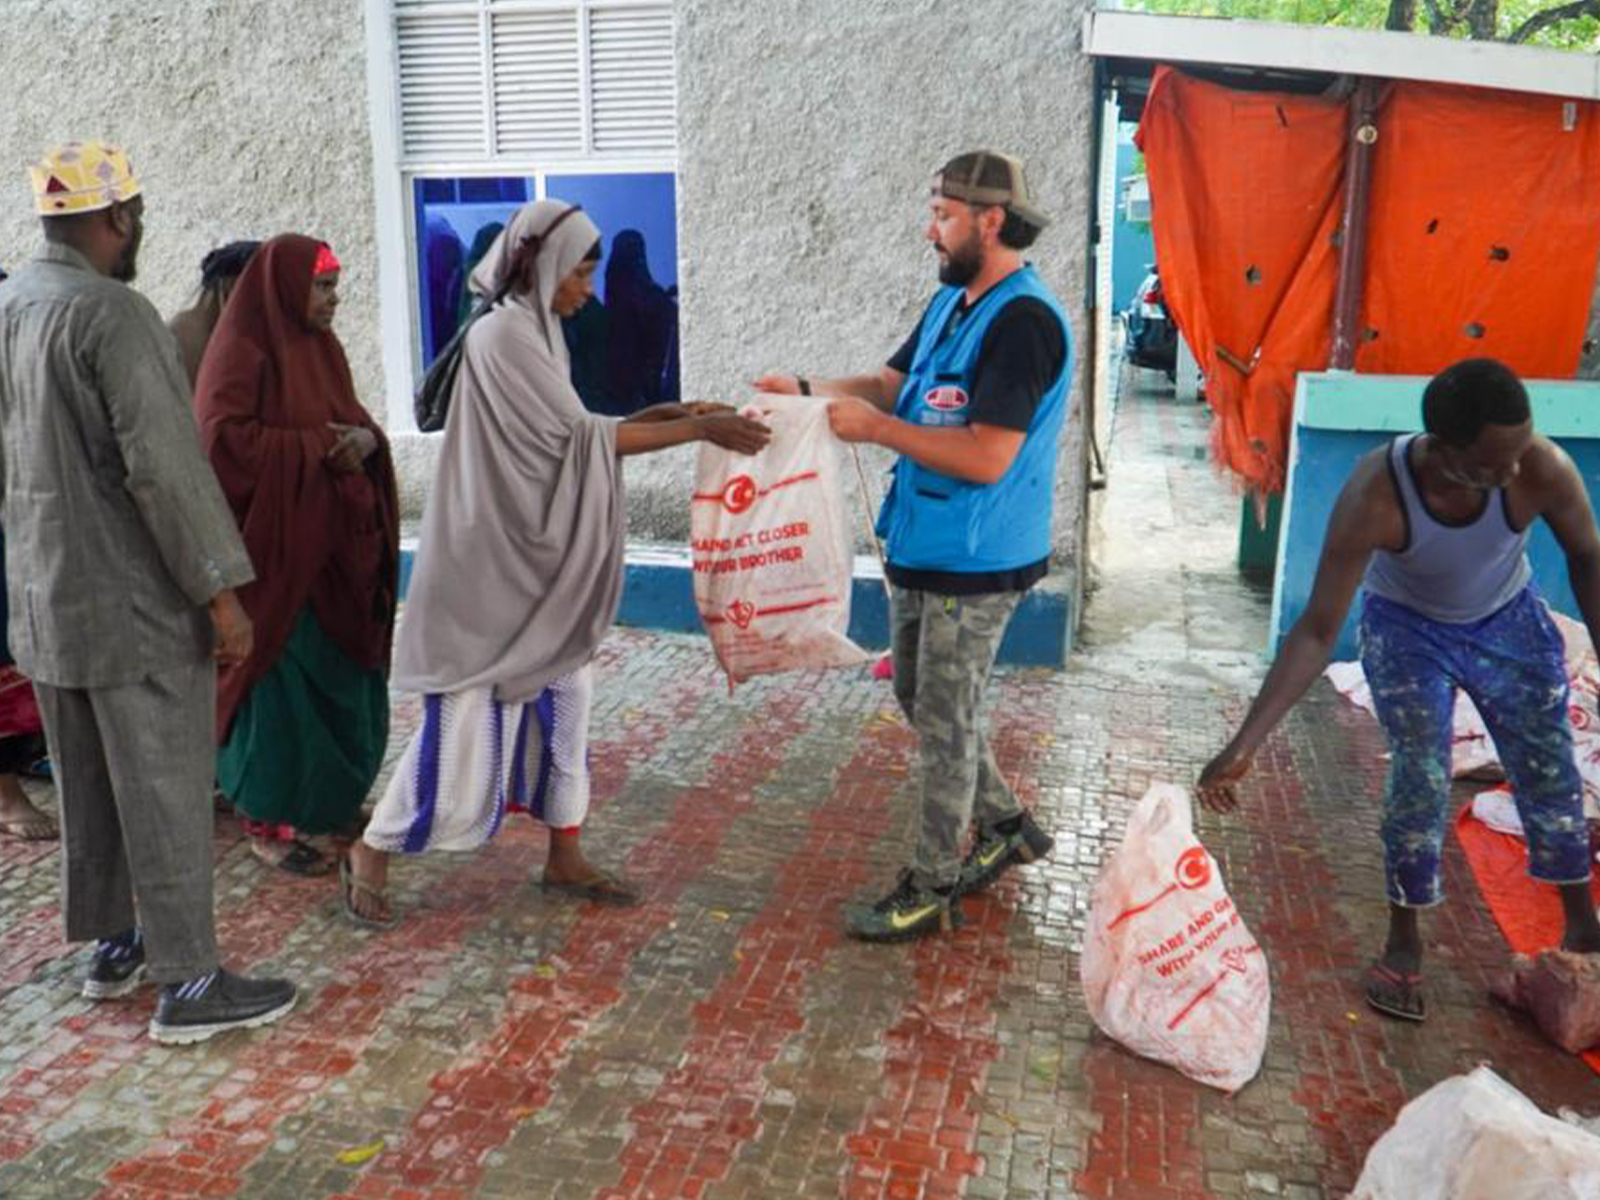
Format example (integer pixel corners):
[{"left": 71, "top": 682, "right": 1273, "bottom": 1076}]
[
  {"left": 0, "top": 814, "right": 58, "bottom": 842},
  {"left": 539, "top": 871, "right": 641, "bottom": 907},
  {"left": 1365, "top": 961, "right": 1426, "bottom": 1022},
  {"left": 339, "top": 857, "right": 399, "bottom": 930}
]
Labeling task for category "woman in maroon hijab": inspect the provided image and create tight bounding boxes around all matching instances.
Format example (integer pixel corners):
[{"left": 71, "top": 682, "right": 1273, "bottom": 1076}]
[{"left": 194, "top": 235, "right": 399, "bottom": 875}]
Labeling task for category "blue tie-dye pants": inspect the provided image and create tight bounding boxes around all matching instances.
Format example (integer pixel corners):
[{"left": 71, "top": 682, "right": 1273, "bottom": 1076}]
[{"left": 1359, "top": 586, "right": 1592, "bottom": 907}]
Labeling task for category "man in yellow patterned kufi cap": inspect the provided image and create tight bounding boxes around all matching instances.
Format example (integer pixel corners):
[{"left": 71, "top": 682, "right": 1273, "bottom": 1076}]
[
  {"left": 28, "top": 141, "right": 145, "bottom": 282},
  {"left": 0, "top": 143, "right": 300, "bottom": 1040}
]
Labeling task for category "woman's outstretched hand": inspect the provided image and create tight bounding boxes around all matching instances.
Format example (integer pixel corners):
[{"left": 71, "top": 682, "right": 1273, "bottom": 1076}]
[{"left": 696, "top": 411, "right": 771, "bottom": 455}]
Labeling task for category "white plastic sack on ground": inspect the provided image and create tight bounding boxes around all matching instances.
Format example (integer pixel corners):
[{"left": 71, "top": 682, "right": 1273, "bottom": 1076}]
[
  {"left": 1471, "top": 785, "right": 1526, "bottom": 838},
  {"left": 1079, "top": 783, "right": 1270, "bottom": 1092},
  {"left": 1350, "top": 1066, "right": 1600, "bottom": 1200},
  {"left": 691, "top": 396, "right": 868, "bottom": 687}
]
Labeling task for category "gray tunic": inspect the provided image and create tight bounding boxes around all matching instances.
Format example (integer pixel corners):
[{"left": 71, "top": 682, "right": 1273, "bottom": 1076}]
[{"left": 0, "top": 243, "right": 254, "bottom": 688}]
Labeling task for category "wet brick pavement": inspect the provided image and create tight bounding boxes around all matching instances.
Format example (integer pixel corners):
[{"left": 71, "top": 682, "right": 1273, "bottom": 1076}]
[{"left": 2, "top": 369, "right": 1598, "bottom": 1198}]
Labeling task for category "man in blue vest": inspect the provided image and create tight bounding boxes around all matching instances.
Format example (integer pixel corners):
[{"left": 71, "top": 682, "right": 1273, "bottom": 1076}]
[{"left": 755, "top": 150, "right": 1071, "bottom": 941}]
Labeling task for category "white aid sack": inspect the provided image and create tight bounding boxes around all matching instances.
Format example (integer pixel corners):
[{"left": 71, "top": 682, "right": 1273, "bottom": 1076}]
[
  {"left": 1350, "top": 1066, "right": 1600, "bottom": 1200},
  {"left": 1079, "top": 783, "right": 1270, "bottom": 1092},
  {"left": 691, "top": 396, "right": 869, "bottom": 686}
]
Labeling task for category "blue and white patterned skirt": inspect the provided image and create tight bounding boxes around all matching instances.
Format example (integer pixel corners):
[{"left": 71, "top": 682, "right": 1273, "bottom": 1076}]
[{"left": 364, "top": 665, "right": 593, "bottom": 854}]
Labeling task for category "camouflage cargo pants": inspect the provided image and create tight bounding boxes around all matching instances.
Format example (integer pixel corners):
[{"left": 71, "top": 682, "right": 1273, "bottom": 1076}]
[{"left": 889, "top": 585, "right": 1023, "bottom": 889}]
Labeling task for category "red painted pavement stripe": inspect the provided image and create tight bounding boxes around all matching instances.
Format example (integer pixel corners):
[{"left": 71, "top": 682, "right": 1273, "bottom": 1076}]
[
  {"left": 93, "top": 830, "right": 545, "bottom": 1200},
  {"left": 1073, "top": 689, "right": 1210, "bottom": 1200},
  {"left": 351, "top": 688, "right": 815, "bottom": 1197},
  {"left": 90, "top": 676, "right": 711, "bottom": 1200},
  {"left": 588, "top": 707, "right": 916, "bottom": 1199},
  {"left": 1241, "top": 734, "right": 1408, "bottom": 1190},
  {"left": 842, "top": 676, "right": 1052, "bottom": 1200}
]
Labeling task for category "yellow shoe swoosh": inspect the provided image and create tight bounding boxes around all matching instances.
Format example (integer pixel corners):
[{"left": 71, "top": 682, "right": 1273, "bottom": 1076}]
[
  {"left": 889, "top": 902, "right": 942, "bottom": 931},
  {"left": 973, "top": 841, "right": 1008, "bottom": 870}
]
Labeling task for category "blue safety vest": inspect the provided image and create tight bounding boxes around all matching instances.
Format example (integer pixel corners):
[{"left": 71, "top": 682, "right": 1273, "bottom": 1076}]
[{"left": 876, "top": 265, "right": 1071, "bottom": 574}]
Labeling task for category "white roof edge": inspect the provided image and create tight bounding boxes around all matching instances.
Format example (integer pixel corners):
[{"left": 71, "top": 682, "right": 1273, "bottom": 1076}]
[{"left": 1082, "top": 9, "right": 1600, "bottom": 102}]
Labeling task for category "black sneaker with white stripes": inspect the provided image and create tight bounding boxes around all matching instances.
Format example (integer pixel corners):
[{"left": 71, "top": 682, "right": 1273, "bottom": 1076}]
[
  {"left": 148, "top": 968, "right": 297, "bottom": 1046},
  {"left": 82, "top": 931, "right": 147, "bottom": 1000}
]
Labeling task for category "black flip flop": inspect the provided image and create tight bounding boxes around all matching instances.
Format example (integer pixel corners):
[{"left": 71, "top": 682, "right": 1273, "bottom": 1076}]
[
  {"left": 254, "top": 838, "right": 332, "bottom": 878},
  {"left": 1365, "top": 961, "right": 1426, "bottom": 1022}
]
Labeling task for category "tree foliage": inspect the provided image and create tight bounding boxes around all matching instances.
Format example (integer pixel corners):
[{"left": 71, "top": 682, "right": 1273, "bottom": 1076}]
[{"left": 1121, "top": 0, "right": 1600, "bottom": 48}]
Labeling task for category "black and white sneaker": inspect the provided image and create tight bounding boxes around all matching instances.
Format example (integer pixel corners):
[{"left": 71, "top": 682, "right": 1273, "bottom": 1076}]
[
  {"left": 148, "top": 969, "right": 297, "bottom": 1046},
  {"left": 956, "top": 810, "right": 1055, "bottom": 897},
  {"left": 82, "top": 935, "right": 147, "bottom": 1000}
]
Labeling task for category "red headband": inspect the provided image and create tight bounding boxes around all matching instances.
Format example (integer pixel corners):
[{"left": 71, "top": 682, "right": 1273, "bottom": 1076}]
[{"left": 313, "top": 243, "right": 341, "bottom": 277}]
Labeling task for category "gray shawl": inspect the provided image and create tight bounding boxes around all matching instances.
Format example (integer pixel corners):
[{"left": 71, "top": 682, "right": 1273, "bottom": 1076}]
[{"left": 392, "top": 200, "right": 622, "bottom": 703}]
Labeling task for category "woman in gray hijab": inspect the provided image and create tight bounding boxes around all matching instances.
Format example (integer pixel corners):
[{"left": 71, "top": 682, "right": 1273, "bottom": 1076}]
[{"left": 344, "top": 200, "right": 767, "bottom": 927}]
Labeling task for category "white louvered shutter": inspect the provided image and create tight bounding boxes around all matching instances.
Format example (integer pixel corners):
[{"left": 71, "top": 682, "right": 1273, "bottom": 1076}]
[
  {"left": 391, "top": 1, "right": 676, "bottom": 164},
  {"left": 491, "top": 8, "right": 584, "bottom": 155},
  {"left": 588, "top": 5, "right": 676, "bottom": 153},
  {"left": 395, "top": 3, "right": 489, "bottom": 161}
]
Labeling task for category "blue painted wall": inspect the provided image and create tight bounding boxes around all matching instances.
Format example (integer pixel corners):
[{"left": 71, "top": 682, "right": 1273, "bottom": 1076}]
[
  {"left": 1271, "top": 373, "right": 1600, "bottom": 660},
  {"left": 398, "top": 548, "right": 1074, "bottom": 668},
  {"left": 1112, "top": 126, "right": 1155, "bottom": 312}
]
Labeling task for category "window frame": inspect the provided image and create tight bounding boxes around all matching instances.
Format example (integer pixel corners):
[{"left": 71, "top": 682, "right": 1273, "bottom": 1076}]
[{"left": 364, "top": 0, "right": 677, "bottom": 429}]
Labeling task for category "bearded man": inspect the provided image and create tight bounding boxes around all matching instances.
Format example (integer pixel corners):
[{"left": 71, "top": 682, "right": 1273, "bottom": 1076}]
[
  {"left": 0, "top": 143, "right": 295, "bottom": 1043},
  {"left": 754, "top": 150, "right": 1071, "bottom": 941}
]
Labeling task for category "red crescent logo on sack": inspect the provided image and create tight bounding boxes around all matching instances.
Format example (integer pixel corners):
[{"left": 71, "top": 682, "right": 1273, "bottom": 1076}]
[
  {"left": 924, "top": 386, "right": 969, "bottom": 412},
  {"left": 726, "top": 600, "right": 755, "bottom": 629},
  {"left": 1174, "top": 846, "right": 1211, "bottom": 890},
  {"left": 722, "top": 475, "right": 757, "bottom": 514}
]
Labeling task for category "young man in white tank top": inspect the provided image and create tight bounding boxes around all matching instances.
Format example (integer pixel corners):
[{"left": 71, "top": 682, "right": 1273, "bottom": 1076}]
[{"left": 1199, "top": 358, "right": 1600, "bottom": 1022}]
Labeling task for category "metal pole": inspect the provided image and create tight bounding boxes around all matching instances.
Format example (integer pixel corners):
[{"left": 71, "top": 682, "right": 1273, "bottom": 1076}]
[{"left": 1329, "top": 78, "right": 1380, "bottom": 370}]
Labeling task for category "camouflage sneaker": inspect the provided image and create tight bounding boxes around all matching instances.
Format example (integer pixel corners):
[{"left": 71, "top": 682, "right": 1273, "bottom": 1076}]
[
  {"left": 956, "top": 810, "right": 1055, "bottom": 897},
  {"left": 844, "top": 869, "right": 962, "bottom": 943}
]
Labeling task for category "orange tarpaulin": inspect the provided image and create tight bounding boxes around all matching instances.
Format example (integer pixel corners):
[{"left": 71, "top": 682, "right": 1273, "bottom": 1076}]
[{"left": 1138, "top": 67, "right": 1600, "bottom": 494}]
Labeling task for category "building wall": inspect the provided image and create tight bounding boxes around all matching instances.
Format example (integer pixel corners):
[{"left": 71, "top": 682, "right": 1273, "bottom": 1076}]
[
  {"left": 658, "top": 0, "right": 1098, "bottom": 613},
  {"left": 0, "top": 0, "right": 1098, "bottom": 631},
  {"left": 0, "top": 0, "right": 383, "bottom": 406}
]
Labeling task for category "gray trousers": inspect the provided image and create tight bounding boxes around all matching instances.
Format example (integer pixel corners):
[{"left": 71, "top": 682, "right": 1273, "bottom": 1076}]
[
  {"left": 889, "top": 586, "right": 1023, "bottom": 889},
  {"left": 33, "top": 658, "right": 219, "bottom": 983}
]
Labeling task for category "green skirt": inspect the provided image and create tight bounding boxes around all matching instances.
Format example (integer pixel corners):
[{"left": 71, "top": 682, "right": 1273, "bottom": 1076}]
[{"left": 219, "top": 607, "right": 388, "bottom": 835}]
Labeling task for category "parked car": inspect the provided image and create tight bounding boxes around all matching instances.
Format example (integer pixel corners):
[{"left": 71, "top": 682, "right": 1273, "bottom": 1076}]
[{"left": 1123, "top": 264, "right": 1177, "bottom": 381}]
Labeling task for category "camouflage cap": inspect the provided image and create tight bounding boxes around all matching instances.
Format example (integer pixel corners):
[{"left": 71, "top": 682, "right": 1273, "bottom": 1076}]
[{"left": 934, "top": 150, "right": 1049, "bottom": 229}]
